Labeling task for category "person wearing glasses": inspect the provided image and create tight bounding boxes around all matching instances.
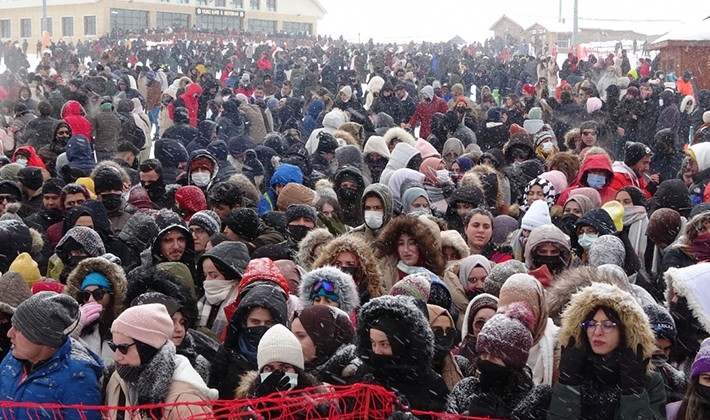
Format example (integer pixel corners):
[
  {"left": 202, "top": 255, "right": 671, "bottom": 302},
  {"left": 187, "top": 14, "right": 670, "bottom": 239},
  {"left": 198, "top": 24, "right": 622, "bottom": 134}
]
[
  {"left": 0, "top": 180, "right": 22, "bottom": 216},
  {"left": 548, "top": 283, "right": 666, "bottom": 419},
  {"left": 65, "top": 256, "right": 127, "bottom": 368},
  {"left": 106, "top": 303, "right": 217, "bottom": 419}
]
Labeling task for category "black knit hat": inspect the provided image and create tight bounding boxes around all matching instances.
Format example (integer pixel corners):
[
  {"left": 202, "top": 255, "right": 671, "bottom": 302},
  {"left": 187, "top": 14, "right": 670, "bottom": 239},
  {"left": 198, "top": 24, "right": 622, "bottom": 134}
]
[
  {"left": 643, "top": 303, "right": 677, "bottom": 343},
  {"left": 41, "top": 178, "right": 66, "bottom": 196},
  {"left": 285, "top": 204, "right": 317, "bottom": 225},
  {"left": 225, "top": 208, "right": 260, "bottom": 241},
  {"left": 316, "top": 132, "right": 338, "bottom": 154},
  {"left": 93, "top": 166, "right": 124, "bottom": 194},
  {"left": 17, "top": 167, "right": 44, "bottom": 191},
  {"left": 624, "top": 142, "right": 653, "bottom": 167}
]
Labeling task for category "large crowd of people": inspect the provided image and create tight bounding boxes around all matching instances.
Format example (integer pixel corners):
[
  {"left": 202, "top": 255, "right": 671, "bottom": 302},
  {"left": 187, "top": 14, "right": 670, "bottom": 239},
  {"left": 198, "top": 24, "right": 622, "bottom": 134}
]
[{"left": 0, "top": 28, "right": 708, "bottom": 419}]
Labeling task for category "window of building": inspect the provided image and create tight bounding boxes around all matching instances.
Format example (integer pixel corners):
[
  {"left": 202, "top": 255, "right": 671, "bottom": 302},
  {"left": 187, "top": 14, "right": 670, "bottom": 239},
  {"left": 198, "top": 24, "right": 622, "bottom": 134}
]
[
  {"left": 45, "top": 17, "right": 53, "bottom": 36},
  {"left": 0, "top": 20, "right": 10, "bottom": 39},
  {"left": 62, "top": 17, "right": 74, "bottom": 37},
  {"left": 215, "top": 0, "right": 226, "bottom": 7},
  {"left": 248, "top": 18, "right": 275, "bottom": 34},
  {"left": 250, "top": 0, "right": 259, "bottom": 10},
  {"left": 266, "top": 0, "right": 276, "bottom": 11},
  {"left": 282, "top": 21, "right": 311, "bottom": 35},
  {"left": 195, "top": 13, "right": 242, "bottom": 31},
  {"left": 84, "top": 16, "right": 96, "bottom": 36},
  {"left": 196, "top": 0, "right": 207, "bottom": 4},
  {"left": 157, "top": 12, "right": 190, "bottom": 30},
  {"left": 177, "top": 0, "right": 188, "bottom": 4},
  {"left": 110, "top": 9, "right": 149, "bottom": 32},
  {"left": 20, "top": 18, "right": 31, "bottom": 38},
  {"left": 233, "top": 0, "right": 243, "bottom": 9}
]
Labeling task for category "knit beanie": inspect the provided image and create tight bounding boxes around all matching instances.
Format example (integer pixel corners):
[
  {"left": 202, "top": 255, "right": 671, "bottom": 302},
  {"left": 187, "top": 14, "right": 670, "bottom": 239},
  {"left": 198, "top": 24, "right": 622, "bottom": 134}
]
[
  {"left": 339, "top": 85, "right": 353, "bottom": 102},
  {"left": 540, "top": 170, "right": 568, "bottom": 196},
  {"left": 521, "top": 199, "right": 552, "bottom": 231},
  {"left": 476, "top": 301, "right": 534, "bottom": 369},
  {"left": 257, "top": 324, "right": 305, "bottom": 371},
  {"left": 0, "top": 272, "right": 31, "bottom": 315},
  {"left": 17, "top": 167, "right": 44, "bottom": 191},
  {"left": 624, "top": 142, "right": 653, "bottom": 167},
  {"left": 188, "top": 210, "right": 222, "bottom": 238},
  {"left": 31, "top": 281, "right": 65, "bottom": 294},
  {"left": 389, "top": 272, "right": 432, "bottom": 303},
  {"left": 174, "top": 186, "right": 207, "bottom": 219},
  {"left": 276, "top": 183, "right": 316, "bottom": 211},
  {"left": 647, "top": 208, "right": 681, "bottom": 246},
  {"left": 522, "top": 84, "right": 535, "bottom": 95},
  {"left": 92, "top": 166, "right": 124, "bottom": 194},
  {"left": 41, "top": 178, "right": 66, "bottom": 196},
  {"left": 285, "top": 204, "right": 317, "bottom": 225},
  {"left": 9, "top": 252, "right": 41, "bottom": 286},
  {"left": 483, "top": 260, "right": 528, "bottom": 297},
  {"left": 295, "top": 305, "right": 354, "bottom": 361},
  {"left": 508, "top": 123, "right": 526, "bottom": 137},
  {"left": 12, "top": 291, "right": 79, "bottom": 347},
  {"left": 528, "top": 107, "right": 542, "bottom": 120},
  {"left": 601, "top": 200, "right": 624, "bottom": 232},
  {"left": 691, "top": 338, "right": 710, "bottom": 380},
  {"left": 420, "top": 86, "right": 434, "bottom": 101},
  {"left": 111, "top": 303, "right": 174, "bottom": 349},
  {"left": 588, "top": 235, "right": 626, "bottom": 267},
  {"left": 642, "top": 303, "right": 677, "bottom": 343},
  {"left": 225, "top": 208, "right": 261, "bottom": 241},
  {"left": 492, "top": 215, "right": 519, "bottom": 245},
  {"left": 462, "top": 293, "right": 499, "bottom": 337}
]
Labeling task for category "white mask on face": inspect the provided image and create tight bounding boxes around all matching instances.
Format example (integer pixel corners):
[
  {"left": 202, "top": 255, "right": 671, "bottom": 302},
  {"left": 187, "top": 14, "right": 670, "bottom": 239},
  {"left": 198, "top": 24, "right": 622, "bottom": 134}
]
[
  {"left": 203, "top": 279, "right": 238, "bottom": 305},
  {"left": 542, "top": 141, "right": 554, "bottom": 153},
  {"left": 364, "top": 210, "right": 384, "bottom": 230},
  {"left": 434, "top": 169, "right": 451, "bottom": 185},
  {"left": 16, "top": 158, "right": 28, "bottom": 167},
  {"left": 191, "top": 172, "right": 211, "bottom": 187},
  {"left": 259, "top": 371, "right": 298, "bottom": 390}
]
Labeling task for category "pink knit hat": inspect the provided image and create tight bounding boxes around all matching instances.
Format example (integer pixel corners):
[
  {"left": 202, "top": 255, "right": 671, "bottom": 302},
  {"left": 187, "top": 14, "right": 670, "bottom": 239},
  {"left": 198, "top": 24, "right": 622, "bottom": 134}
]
[{"left": 111, "top": 303, "right": 174, "bottom": 349}]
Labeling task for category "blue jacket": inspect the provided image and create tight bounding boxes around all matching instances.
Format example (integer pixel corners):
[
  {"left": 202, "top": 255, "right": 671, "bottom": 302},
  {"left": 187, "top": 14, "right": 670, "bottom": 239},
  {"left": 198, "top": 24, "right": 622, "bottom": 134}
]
[
  {"left": 0, "top": 338, "right": 104, "bottom": 420},
  {"left": 257, "top": 163, "right": 303, "bottom": 216}
]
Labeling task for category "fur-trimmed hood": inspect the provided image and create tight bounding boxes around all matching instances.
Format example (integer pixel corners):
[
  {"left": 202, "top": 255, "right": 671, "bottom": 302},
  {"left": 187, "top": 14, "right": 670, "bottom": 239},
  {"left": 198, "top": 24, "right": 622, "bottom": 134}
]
[
  {"left": 440, "top": 230, "right": 470, "bottom": 260},
  {"left": 557, "top": 282, "right": 656, "bottom": 364},
  {"left": 312, "top": 233, "right": 386, "bottom": 301},
  {"left": 382, "top": 127, "right": 416, "bottom": 150},
  {"left": 374, "top": 216, "right": 445, "bottom": 277},
  {"left": 65, "top": 257, "right": 127, "bottom": 319},
  {"left": 299, "top": 266, "right": 360, "bottom": 315},
  {"left": 297, "top": 228, "right": 335, "bottom": 271},
  {"left": 356, "top": 295, "right": 434, "bottom": 366},
  {"left": 665, "top": 263, "right": 710, "bottom": 334}
]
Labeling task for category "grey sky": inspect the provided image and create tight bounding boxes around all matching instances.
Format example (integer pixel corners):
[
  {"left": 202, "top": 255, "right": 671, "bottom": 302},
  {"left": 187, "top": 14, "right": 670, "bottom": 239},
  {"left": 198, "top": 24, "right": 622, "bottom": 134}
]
[{"left": 317, "top": 0, "right": 710, "bottom": 44}]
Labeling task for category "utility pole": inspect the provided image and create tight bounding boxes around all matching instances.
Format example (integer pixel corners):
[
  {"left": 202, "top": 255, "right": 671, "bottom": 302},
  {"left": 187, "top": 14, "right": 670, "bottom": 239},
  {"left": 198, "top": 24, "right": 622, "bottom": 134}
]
[
  {"left": 42, "top": 0, "right": 47, "bottom": 33},
  {"left": 559, "top": 0, "right": 562, "bottom": 23},
  {"left": 572, "top": 0, "right": 578, "bottom": 49}
]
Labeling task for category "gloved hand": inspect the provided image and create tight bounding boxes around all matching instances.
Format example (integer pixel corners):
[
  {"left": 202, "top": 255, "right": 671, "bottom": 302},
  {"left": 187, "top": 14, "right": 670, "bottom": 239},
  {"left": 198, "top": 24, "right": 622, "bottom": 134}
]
[
  {"left": 254, "top": 370, "right": 292, "bottom": 398},
  {"left": 79, "top": 301, "right": 103, "bottom": 328},
  {"left": 318, "top": 212, "right": 346, "bottom": 236},
  {"left": 558, "top": 336, "right": 587, "bottom": 386},
  {"left": 620, "top": 344, "right": 649, "bottom": 394}
]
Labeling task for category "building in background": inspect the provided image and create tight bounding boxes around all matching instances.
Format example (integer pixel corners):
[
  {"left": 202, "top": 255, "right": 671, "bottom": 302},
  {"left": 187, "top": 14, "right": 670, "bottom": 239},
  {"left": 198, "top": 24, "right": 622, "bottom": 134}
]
[{"left": 0, "top": 0, "right": 326, "bottom": 42}]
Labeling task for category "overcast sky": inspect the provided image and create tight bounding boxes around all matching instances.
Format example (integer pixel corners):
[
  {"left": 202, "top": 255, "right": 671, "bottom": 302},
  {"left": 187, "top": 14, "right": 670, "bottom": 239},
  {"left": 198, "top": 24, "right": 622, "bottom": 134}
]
[{"left": 317, "top": 0, "right": 710, "bottom": 44}]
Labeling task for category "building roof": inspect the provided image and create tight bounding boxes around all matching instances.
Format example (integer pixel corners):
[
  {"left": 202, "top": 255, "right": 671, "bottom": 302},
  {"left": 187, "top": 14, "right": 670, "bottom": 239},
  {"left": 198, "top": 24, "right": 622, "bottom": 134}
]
[
  {"left": 650, "top": 16, "right": 710, "bottom": 46},
  {"left": 491, "top": 14, "right": 680, "bottom": 37}
]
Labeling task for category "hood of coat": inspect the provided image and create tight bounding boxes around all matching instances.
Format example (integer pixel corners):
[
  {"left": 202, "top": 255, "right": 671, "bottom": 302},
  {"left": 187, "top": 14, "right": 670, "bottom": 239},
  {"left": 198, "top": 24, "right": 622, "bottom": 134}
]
[
  {"left": 385, "top": 142, "right": 420, "bottom": 173},
  {"left": 66, "top": 135, "right": 95, "bottom": 163},
  {"left": 150, "top": 224, "right": 195, "bottom": 266},
  {"left": 523, "top": 224, "right": 571, "bottom": 270},
  {"left": 197, "top": 241, "right": 250, "bottom": 281},
  {"left": 61, "top": 100, "right": 85, "bottom": 117},
  {"left": 307, "top": 99, "right": 324, "bottom": 119},
  {"left": 269, "top": 163, "right": 303, "bottom": 187},
  {"left": 374, "top": 215, "right": 445, "bottom": 277},
  {"left": 312, "top": 233, "right": 385, "bottom": 300},
  {"left": 65, "top": 257, "right": 127, "bottom": 320},
  {"left": 297, "top": 228, "right": 335, "bottom": 271},
  {"left": 356, "top": 295, "right": 434, "bottom": 366},
  {"left": 576, "top": 154, "right": 613, "bottom": 187},
  {"left": 155, "top": 139, "right": 189, "bottom": 168},
  {"left": 361, "top": 183, "right": 394, "bottom": 228},
  {"left": 665, "top": 263, "right": 710, "bottom": 334},
  {"left": 186, "top": 150, "right": 219, "bottom": 184},
  {"left": 239, "top": 257, "right": 291, "bottom": 296},
  {"left": 382, "top": 127, "right": 416, "bottom": 150},
  {"left": 229, "top": 283, "right": 289, "bottom": 343},
  {"left": 322, "top": 110, "right": 347, "bottom": 131},
  {"left": 298, "top": 265, "right": 360, "bottom": 315},
  {"left": 557, "top": 282, "right": 656, "bottom": 364},
  {"left": 440, "top": 230, "right": 470, "bottom": 261}
]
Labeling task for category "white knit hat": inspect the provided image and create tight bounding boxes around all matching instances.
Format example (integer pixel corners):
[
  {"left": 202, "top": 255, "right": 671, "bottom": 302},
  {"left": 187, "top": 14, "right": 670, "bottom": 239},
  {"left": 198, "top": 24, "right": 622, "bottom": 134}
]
[
  {"left": 257, "top": 324, "right": 304, "bottom": 371},
  {"left": 521, "top": 199, "right": 552, "bottom": 231},
  {"left": 111, "top": 303, "right": 173, "bottom": 349}
]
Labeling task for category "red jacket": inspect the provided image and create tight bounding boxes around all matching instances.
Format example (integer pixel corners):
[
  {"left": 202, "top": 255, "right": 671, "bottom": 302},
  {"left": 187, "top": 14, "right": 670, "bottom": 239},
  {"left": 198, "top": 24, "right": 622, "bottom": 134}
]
[
  {"left": 556, "top": 154, "right": 619, "bottom": 205},
  {"left": 609, "top": 161, "right": 652, "bottom": 198},
  {"left": 181, "top": 83, "right": 203, "bottom": 127},
  {"left": 12, "top": 145, "right": 47, "bottom": 170},
  {"left": 408, "top": 96, "right": 449, "bottom": 139},
  {"left": 61, "top": 101, "right": 92, "bottom": 141}
]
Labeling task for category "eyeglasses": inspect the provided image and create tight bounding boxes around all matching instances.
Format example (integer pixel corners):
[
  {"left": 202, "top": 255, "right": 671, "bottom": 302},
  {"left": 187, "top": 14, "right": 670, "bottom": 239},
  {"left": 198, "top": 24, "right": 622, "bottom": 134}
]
[
  {"left": 80, "top": 288, "right": 111, "bottom": 303},
  {"left": 581, "top": 131, "right": 597, "bottom": 136},
  {"left": 312, "top": 280, "right": 335, "bottom": 293},
  {"left": 0, "top": 195, "right": 18, "bottom": 203},
  {"left": 108, "top": 341, "right": 137, "bottom": 355},
  {"left": 582, "top": 320, "right": 617, "bottom": 333}
]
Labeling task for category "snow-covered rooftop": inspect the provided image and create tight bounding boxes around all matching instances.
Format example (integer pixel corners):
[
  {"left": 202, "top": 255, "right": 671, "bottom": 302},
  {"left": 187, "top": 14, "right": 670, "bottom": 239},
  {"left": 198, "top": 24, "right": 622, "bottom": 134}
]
[
  {"left": 651, "top": 17, "right": 710, "bottom": 45},
  {"left": 492, "top": 14, "right": 681, "bottom": 37}
]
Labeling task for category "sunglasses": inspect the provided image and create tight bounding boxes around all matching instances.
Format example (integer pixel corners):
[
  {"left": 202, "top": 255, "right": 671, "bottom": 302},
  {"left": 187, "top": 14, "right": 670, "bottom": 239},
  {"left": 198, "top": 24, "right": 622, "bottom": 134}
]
[
  {"left": 431, "top": 326, "right": 457, "bottom": 338},
  {"left": 312, "top": 280, "right": 335, "bottom": 293},
  {"left": 108, "top": 341, "right": 136, "bottom": 355},
  {"left": 80, "top": 288, "right": 111, "bottom": 303},
  {"left": 0, "top": 195, "right": 18, "bottom": 203}
]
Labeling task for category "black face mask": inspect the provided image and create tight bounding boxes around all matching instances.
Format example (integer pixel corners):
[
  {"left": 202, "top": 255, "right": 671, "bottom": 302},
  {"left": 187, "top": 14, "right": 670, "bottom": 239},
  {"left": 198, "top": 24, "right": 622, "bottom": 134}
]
[
  {"left": 244, "top": 325, "right": 269, "bottom": 348},
  {"left": 696, "top": 383, "right": 710, "bottom": 405},
  {"left": 433, "top": 335, "right": 456, "bottom": 364},
  {"left": 287, "top": 225, "right": 311, "bottom": 243},
  {"left": 338, "top": 188, "right": 360, "bottom": 203},
  {"left": 340, "top": 266, "right": 358, "bottom": 279},
  {"left": 68, "top": 255, "right": 89, "bottom": 268},
  {"left": 477, "top": 359, "right": 512, "bottom": 391},
  {"left": 44, "top": 208, "right": 64, "bottom": 223},
  {"left": 651, "top": 353, "right": 668, "bottom": 367},
  {"left": 368, "top": 353, "right": 397, "bottom": 370},
  {"left": 144, "top": 180, "right": 165, "bottom": 200},
  {"left": 532, "top": 255, "right": 567, "bottom": 274},
  {"left": 0, "top": 322, "right": 12, "bottom": 359},
  {"left": 115, "top": 363, "right": 147, "bottom": 384},
  {"left": 101, "top": 194, "right": 123, "bottom": 213}
]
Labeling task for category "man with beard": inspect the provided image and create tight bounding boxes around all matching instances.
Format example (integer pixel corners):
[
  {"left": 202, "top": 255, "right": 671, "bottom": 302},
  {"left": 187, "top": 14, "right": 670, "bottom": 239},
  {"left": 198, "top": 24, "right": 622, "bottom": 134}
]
[
  {"left": 333, "top": 166, "right": 368, "bottom": 227},
  {"left": 138, "top": 159, "right": 166, "bottom": 209}
]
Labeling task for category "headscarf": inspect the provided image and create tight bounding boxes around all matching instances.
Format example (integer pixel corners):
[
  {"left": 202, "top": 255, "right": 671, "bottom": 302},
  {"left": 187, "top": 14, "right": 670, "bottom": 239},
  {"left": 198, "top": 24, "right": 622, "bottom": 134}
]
[
  {"left": 564, "top": 194, "right": 595, "bottom": 216},
  {"left": 458, "top": 255, "right": 492, "bottom": 291},
  {"left": 522, "top": 177, "right": 556, "bottom": 210}
]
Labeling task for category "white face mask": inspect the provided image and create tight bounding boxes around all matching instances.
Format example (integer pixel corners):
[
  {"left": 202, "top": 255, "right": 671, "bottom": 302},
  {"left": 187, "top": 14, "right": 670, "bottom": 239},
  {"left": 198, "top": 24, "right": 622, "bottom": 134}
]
[
  {"left": 259, "top": 371, "right": 298, "bottom": 390},
  {"left": 203, "top": 279, "right": 238, "bottom": 305},
  {"left": 542, "top": 141, "right": 554, "bottom": 153},
  {"left": 434, "top": 169, "right": 451, "bottom": 185},
  {"left": 16, "top": 158, "right": 28, "bottom": 167},
  {"left": 191, "top": 172, "right": 211, "bottom": 187},
  {"left": 364, "top": 210, "right": 384, "bottom": 230}
]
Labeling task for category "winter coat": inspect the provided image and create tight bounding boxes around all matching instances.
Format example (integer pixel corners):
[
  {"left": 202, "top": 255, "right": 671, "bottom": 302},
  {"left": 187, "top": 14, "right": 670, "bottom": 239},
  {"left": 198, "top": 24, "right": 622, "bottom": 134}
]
[
  {"left": 442, "top": 261, "right": 472, "bottom": 329},
  {"left": 91, "top": 108, "right": 121, "bottom": 154},
  {"left": 379, "top": 142, "right": 420, "bottom": 187},
  {"left": 298, "top": 265, "right": 360, "bottom": 316},
  {"left": 548, "top": 283, "right": 666, "bottom": 420},
  {"left": 354, "top": 295, "right": 449, "bottom": 413},
  {"left": 182, "top": 83, "right": 203, "bottom": 127},
  {"left": 65, "top": 257, "right": 127, "bottom": 368},
  {"left": 257, "top": 163, "right": 303, "bottom": 216},
  {"left": 154, "top": 139, "right": 189, "bottom": 184},
  {"left": 64, "top": 135, "right": 96, "bottom": 176},
  {"left": 408, "top": 96, "right": 449, "bottom": 139},
  {"left": 556, "top": 154, "right": 618, "bottom": 206},
  {"left": 349, "top": 183, "right": 395, "bottom": 246},
  {"left": 61, "top": 101, "right": 92, "bottom": 141},
  {"left": 240, "top": 103, "right": 268, "bottom": 144},
  {"left": 447, "top": 375, "right": 552, "bottom": 419},
  {"left": 656, "top": 91, "right": 681, "bottom": 136},
  {"left": 609, "top": 161, "right": 651, "bottom": 198},
  {"left": 105, "top": 349, "right": 216, "bottom": 419},
  {"left": 163, "top": 122, "right": 200, "bottom": 149},
  {"left": 371, "top": 93, "right": 403, "bottom": 125},
  {"left": 22, "top": 115, "right": 57, "bottom": 150},
  {"left": 0, "top": 338, "right": 103, "bottom": 420}
]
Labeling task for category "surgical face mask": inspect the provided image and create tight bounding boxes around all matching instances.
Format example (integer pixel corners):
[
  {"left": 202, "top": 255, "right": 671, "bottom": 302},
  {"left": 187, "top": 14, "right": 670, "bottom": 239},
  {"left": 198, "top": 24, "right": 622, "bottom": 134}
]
[
  {"left": 364, "top": 210, "right": 384, "bottom": 230},
  {"left": 191, "top": 172, "right": 211, "bottom": 187},
  {"left": 259, "top": 371, "right": 298, "bottom": 391},
  {"left": 586, "top": 173, "right": 606, "bottom": 189},
  {"left": 434, "top": 169, "right": 451, "bottom": 185},
  {"left": 578, "top": 233, "right": 598, "bottom": 250},
  {"left": 15, "top": 158, "right": 28, "bottom": 167},
  {"left": 541, "top": 141, "right": 554, "bottom": 153}
]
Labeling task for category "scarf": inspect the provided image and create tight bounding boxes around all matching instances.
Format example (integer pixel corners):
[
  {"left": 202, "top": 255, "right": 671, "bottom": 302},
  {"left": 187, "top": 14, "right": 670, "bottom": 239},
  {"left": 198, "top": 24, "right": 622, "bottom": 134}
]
[
  {"left": 396, "top": 260, "right": 420, "bottom": 275},
  {"left": 237, "top": 333, "right": 258, "bottom": 365},
  {"left": 203, "top": 280, "right": 238, "bottom": 305},
  {"left": 691, "top": 232, "right": 710, "bottom": 262},
  {"left": 120, "top": 341, "right": 176, "bottom": 419},
  {"left": 198, "top": 286, "right": 237, "bottom": 336},
  {"left": 622, "top": 205, "right": 648, "bottom": 262}
]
